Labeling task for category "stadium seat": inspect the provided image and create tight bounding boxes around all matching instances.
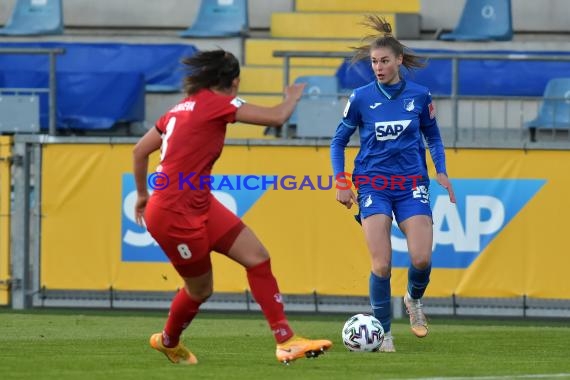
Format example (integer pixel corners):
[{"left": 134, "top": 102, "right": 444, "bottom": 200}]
[
  {"left": 289, "top": 75, "right": 345, "bottom": 138},
  {"left": 0, "top": 0, "right": 63, "bottom": 36},
  {"left": 179, "top": 0, "right": 249, "bottom": 38},
  {"left": 289, "top": 75, "right": 339, "bottom": 126},
  {"left": 525, "top": 78, "right": 570, "bottom": 142},
  {"left": 439, "top": 0, "right": 513, "bottom": 41}
]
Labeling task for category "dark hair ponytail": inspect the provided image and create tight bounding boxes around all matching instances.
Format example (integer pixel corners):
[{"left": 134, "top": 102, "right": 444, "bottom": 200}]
[
  {"left": 352, "top": 15, "right": 425, "bottom": 71},
  {"left": 182, "top": 49, "right": 240, "bottom": 95}
]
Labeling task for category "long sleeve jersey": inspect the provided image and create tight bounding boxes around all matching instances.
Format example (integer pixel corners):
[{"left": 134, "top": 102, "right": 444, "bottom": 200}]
[{"left": 330, "top": 79, "right": 447, "bottom": 181}]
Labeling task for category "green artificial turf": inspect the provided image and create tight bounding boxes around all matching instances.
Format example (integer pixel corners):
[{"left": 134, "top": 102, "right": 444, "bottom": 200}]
[{"left": 1, "top": 309, "right": 569, "bottom": 380}]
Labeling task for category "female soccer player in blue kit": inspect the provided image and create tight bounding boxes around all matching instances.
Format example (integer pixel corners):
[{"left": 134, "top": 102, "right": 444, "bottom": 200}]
[{"left": 330, "top": 16, "right": 456, "bottom": 352}]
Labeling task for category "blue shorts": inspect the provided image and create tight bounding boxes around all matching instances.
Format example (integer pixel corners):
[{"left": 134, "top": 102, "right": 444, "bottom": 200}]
[{"left": 356, "top": 180, "right": 432, "bottom": 224}]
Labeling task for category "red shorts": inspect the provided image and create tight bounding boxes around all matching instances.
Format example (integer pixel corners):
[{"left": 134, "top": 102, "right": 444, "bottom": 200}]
[{"left": 144, "top": 195, "right": 245, "bottom": 277}]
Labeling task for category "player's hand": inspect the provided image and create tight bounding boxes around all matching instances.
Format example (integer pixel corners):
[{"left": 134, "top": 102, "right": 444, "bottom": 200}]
[
  {"left": 437, "top": 173, "right": 456, "bottom": 204},
  {"left": 336, "top": 189, "right": 358, "bottom": 209},
  {"left": 134, "top": 193, "right": 149, "bottom": 226},
  {"left": 284, "top": 83, "right": 306, "bottom": 102}
]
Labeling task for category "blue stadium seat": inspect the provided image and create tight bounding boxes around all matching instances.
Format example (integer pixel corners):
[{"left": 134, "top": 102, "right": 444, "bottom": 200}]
[
  {"left": 526, "top": 78, "right": 570, "bottom": 142},
  {"left": 439, "top": 0, "right": 512, "bottom": 41},
  {"left": 289, "top": 75, "right": 339, "bottom": 126},
  {"left": 0, "top": 0, "right": 63, "bottom": 36},
  {"left": 179, "top": 0, "right": 248, "bottom": 38}
]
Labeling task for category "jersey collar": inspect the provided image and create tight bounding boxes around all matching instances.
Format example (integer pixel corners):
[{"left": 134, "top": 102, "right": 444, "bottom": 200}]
[{"left": 376, "top": 79, "right": 406, "bottom": 100}]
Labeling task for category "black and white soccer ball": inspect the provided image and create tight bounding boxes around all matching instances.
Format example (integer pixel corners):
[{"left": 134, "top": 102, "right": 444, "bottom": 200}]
[{"left": 341, "top": 313, "right": 385, "bottom": 352}]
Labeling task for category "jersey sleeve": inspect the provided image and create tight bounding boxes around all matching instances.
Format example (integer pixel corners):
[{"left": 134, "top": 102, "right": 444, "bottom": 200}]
[
  {"left": 154, "top": 114, "right": 167, "bottom": 134},
  {"left": 213, "top": 95, "right": 245, "bottom": 124},
  {"left": 419, "top": 92, "right": 447, "bottom": 175},
  {"left": 330, "top": 92, "right": 359, "bottom": 178},
  {"left": 341, "top": 91, "right": 360, "bottom": 129}
]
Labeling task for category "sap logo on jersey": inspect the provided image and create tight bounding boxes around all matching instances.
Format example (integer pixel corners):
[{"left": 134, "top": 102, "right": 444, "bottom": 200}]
[
  {"left": 391, "top": 179, "right": 545, "bottom": 269},
  {"left": 375, "top": 120, "right": 411, "bottom": 141},
  {"left": 121, "top": 173, "right": 267, "bottom": 262}
]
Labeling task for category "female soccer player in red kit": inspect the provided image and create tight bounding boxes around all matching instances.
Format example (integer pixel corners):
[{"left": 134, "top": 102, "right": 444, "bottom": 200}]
[{"left": 133, "top": 49, "right": 331, "bottom": 365}]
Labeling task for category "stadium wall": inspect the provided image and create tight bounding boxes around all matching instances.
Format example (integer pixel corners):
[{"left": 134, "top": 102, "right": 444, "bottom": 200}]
[
  {"left": 421, "top": 0, "right": 569, "bottom": 33},
  {"left": 0, "top": 0, "right": 293, "bottom": 29},
  {"left": 1, "top": 0, "right": 568, "bottom": 32},
  {"left": 33, "top": 141, "right": 569, "bottom": 301}
]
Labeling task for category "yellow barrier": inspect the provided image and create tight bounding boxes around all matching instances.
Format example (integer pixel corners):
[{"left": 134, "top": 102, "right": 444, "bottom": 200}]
[
  {"left": 40, "top": 145, "right": 569, "bottom": 299},
  {"left": 240, "top": 66, "right": 337, "bottom": 93},
  {"left": 271, "top": 13, "right": 396, "bottom": 39},
  {"left": 0, "top": 136, "right": 11, "bottom": 305},
  {"left": 245, "top": 39, "right": 356, "bottom": 67},
  {"left": 295, "top": 0, "right": 421, "bottom": 13}
]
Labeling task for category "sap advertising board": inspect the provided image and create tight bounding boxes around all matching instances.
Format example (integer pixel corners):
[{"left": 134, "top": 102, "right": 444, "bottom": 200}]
[{"left": 121, "top": 174, "right": 544, "bottom": 269}]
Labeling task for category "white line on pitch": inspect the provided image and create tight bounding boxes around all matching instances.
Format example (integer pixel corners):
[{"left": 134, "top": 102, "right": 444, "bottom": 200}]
[{"left": 396, "top": 374, "right": 570, "bottom": 380}]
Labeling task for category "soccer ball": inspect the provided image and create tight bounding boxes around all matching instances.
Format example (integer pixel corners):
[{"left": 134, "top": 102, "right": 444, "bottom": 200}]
[{"left": 341, "top": 313, "right": 385, "bottom": 352}]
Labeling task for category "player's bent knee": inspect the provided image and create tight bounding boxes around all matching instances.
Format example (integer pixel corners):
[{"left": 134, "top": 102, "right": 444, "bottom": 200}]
[
  {"left": 371, "top": 264, "right": 391, "bottom": 278},
  {"left": 410, "top": 256, "right": 431, "bottom": 269}
]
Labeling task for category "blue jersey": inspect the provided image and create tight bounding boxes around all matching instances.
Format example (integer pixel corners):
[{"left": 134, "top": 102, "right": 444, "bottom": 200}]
[{"left": 330, "top": 79, "right": 446, "bottom": 181}]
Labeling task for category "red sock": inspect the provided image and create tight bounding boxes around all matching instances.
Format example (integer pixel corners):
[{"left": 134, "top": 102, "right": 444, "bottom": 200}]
[
  {"left": 247, "top": 259, "right": 294, "bottom": 344},
  {"left": 162, "top": 289, "right": 201, "bottom": 348}
]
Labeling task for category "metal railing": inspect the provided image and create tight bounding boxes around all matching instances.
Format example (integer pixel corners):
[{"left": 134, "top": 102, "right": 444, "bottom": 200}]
[
  {"left": 0, "top": 47, "right": 65, "bottom": 135},
  {"left": 273, "top": 50, "right": 570, "bottom": 143}
]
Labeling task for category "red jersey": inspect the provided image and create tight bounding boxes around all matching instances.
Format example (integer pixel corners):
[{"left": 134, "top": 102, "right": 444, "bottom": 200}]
[{"left": 151, "top": 88, "right": 244, "bottom": 213}]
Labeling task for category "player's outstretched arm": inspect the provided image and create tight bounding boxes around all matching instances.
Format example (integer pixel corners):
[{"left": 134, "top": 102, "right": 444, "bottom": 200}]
[{"left": 236, "top": 83, "right": 305, "bottom": 127}]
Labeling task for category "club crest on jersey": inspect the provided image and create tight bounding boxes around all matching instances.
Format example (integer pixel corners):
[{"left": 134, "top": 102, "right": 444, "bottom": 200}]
[
  {"left": 374, "top": 120, "right": 412, "bottom": 141},
  {"left": 404, "top": 98, "right": 415, "bottom": 112}
]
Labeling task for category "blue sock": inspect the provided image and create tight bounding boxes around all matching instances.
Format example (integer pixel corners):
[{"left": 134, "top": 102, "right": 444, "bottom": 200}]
[
  {"left": 407, "top": 264, "right": 431, "bottom": 299},
  {"left": 369, "top": 272, "right": 391, "bottom": 333}
]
